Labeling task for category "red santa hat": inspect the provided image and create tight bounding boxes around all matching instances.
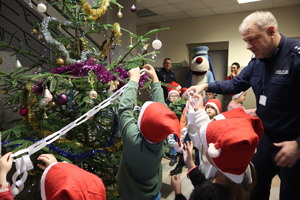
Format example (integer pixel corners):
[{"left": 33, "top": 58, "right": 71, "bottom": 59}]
[
  {"left": 205, "top": 99, "right": 222, "bottom": 115},
  {"left": 180, "top": 87, "right": 188, "bottom": 97},
  {"left": 137, "top": 101, "right": 181, "bottom": 146},
  {"left": 40, "top": 162, "right": 106, "bottom": 200},
  {"left": 214, "top": 107, "right": 263, "bottom": 136},
  {"left": 166, "top": 81, "right": 181, "bottom": 92},
  {"left": 199, "top": 108, "right": 263, "bottom": 183},
  {"left": 168, "top": 89, "right": 180, "bottom": 99}
]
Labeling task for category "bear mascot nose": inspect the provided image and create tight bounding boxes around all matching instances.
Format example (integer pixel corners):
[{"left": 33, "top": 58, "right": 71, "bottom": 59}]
[{"left": 196, "top": 57, "right": 203, "bottom": 64}]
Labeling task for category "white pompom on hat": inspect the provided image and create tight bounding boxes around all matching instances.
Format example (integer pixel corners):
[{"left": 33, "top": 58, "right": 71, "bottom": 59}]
[
  {"left": 40, "top": 162, "right": 106, "bottom": 200},
  {"left": 137, "top": 101, "right": 181, "bottom": 146},
  {"left": 199, "top": 108, "right": 263, "bottom": 183}
]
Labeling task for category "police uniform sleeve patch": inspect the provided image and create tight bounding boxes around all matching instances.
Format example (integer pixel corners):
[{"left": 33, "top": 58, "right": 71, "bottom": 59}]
[{"left": 292, "top": 45, "right": 300, "bottom": 55}]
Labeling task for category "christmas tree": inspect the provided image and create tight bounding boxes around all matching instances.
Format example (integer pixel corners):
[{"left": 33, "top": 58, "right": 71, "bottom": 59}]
[{"left": 0, "top": 0, "right": 166, "bottom": 199}]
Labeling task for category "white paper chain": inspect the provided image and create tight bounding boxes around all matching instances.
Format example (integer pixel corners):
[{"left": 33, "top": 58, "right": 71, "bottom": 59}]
[{"left": 10, "top": 69, "right": 145, "bottom": 196}]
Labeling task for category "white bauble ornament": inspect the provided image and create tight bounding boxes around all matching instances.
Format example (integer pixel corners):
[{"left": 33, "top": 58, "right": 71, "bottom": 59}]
[
  {"left": 15, "top": 60, "right": 22, "bottom": 69},
  {"left": 43, "top": 88, "right": 53, "bottom": 102},
  {"left": 152, "top": 39, "right": 162, "bottom": 50},
  {"left": 37, "top": 3, "right": 47, "bottom": 13}
]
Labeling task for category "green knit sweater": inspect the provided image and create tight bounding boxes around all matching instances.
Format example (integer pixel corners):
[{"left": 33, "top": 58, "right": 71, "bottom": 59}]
[{"left": 117, "top": 81, "right": 167, "bottom": 200}]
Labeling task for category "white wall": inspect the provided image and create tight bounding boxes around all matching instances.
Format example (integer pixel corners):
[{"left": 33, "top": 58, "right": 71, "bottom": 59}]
[{"left": 137, "top": 5, "right": 300, "bottom": 109}]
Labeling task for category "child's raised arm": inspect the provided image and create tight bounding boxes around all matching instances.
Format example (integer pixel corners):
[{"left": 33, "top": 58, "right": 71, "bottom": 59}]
[
  {"left": 129, "top": 67, "right": 141, "bottom": 83},
  {"left": 143, "top": 64, "right": 159, "bottom": 83},
  {"left": 0, "top": 152, "right": 13, "bottom": 189}
]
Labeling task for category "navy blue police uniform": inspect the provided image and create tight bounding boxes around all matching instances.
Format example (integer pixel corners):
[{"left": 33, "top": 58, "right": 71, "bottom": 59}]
[
  {"left": 156, "top": 68, "right": 176, "bottom": 100},
  {"left": 207, "top": 35, "right": 300, "bottom": 200}
]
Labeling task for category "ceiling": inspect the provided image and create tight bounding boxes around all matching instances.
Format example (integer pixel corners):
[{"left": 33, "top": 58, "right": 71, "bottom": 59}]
[{"left": 136, "top": 0, "right": 300, "bottom": 25}]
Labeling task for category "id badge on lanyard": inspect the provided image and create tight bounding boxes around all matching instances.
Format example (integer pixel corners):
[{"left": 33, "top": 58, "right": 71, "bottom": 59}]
[{"left": 259, "top": 95, "right": 267, "bottom": 106}]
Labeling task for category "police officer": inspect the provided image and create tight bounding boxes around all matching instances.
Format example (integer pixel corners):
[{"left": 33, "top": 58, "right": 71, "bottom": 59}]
[
  {"left": 187, "top": 11, "right": 300, "bottom": 200},
  {"left": 156, "top": 58, "right": 176, "bottom": 100}
]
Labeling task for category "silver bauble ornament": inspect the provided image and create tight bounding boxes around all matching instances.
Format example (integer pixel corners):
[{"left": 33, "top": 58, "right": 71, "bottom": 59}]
[
  {"left": 39, "top": 98, "right": 48, "bottom": 107},
  {"left": 89, "top": 90, "right": 98, "bottom": 99},
  {"left": 117, "top": 11, "right": 123, "bottom": 18}
]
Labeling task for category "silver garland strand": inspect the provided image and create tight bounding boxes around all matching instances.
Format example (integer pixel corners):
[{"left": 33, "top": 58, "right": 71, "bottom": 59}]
[{"left": 41, "top": 17, "right": 98, "bottom": 64}]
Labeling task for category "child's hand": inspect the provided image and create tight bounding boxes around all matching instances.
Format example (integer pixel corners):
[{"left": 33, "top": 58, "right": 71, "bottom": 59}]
[
  {"left": 143, "top": 64, "right": 159, "bottom": 83},
  {"left": 0, "top": 152, "right": 13, "bottom": 175},
  {"left": 0, "top": 152, "right": 13, "bottom": 186},
  {"left": 183, "top": 141, "right": 196, "bottom": 170},
  {"left": 129, "top": 67, "right": 141, "bottom": 83},
  {"left": 189, "top": 93, "right": 204, "bottom": 111},
  {"left": 37, "top": 154, "right": 58, "bottom": 170},
  {"left": 171, "top": 175, "right": 182, "bottom": 195},
  {"left": 186, "top": 84, "right": 208, "bottom": 97}
]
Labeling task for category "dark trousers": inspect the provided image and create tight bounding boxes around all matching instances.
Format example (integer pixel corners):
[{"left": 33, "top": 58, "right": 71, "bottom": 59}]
[
  {"left": 178, "top": 133, "right": 200, "bottom": 166},
  {"left": 250, "top": 134, "right": 300, "bottom": 200}
]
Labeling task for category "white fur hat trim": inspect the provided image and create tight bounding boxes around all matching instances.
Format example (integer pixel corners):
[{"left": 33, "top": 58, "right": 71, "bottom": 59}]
[
  {"left": 213, "top": 113, "right": 225, "bottom": 121},
  {"left": 208, "top": 143, "right": 221, "bottom": 158},
  {"left": 205, "top": 102, "right": 219, "bottom": 114},
  {"left": 137, "top": 101, "right": 155, "bottom": 144}
]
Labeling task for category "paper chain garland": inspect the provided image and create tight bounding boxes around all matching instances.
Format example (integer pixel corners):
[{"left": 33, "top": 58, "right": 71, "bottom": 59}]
[{"left": 10, "top": 69, "right": 146, "bottom": 196}]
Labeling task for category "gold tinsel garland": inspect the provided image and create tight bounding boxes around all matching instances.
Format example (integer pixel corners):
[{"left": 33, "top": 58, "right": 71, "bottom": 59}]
[
  {"left": 112, "top": 22, "right": 122, "bottom": 44},
  {"left": 26, "top": 84, "right": 52, "bottom": 138},
  {"left": 99, "top": 22, "right": 122, "bottom": 59},
  {"left": 82, "top": 0, "right": 111, "bottom": 21},
  {"left": 81, "top": 1, "right": 122, "bottom": 59}
]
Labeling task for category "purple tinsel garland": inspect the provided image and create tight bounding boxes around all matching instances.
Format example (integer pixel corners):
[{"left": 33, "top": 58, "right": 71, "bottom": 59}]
[{"left": 50, "top": 58, "right": 149, "bottom": 89}]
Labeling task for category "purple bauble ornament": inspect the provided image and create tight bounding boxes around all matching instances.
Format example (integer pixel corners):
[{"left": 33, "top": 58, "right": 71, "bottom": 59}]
[
  {"left": 130, "top": 4, "right": 137, "bottom": 12},
  {"left": 57, "top": 93, "right": 68, "bottom": 105}
]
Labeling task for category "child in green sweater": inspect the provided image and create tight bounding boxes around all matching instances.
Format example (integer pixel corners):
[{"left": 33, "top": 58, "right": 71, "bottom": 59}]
[{"left": 117, "top": 65, "right": 181, "bottom": 200}]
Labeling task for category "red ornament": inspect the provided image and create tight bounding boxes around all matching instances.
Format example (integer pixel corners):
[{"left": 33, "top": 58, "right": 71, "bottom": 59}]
[
  {"left": 19, "top": 107, "right": 29, "bottom": 116},
  {"left": 57, "top": 93, "right": 68, "bottom": 105}
]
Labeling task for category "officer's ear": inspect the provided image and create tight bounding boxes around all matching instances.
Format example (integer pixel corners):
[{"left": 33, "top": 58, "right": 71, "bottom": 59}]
[{"left": 267, "top": 26, "right": 276, "bottom": 38}]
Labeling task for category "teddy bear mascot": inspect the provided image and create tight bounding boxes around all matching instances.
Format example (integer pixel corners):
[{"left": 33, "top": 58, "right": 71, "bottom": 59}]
[{"left": 185, "top": 46, "right": 215, "bottom": 88}]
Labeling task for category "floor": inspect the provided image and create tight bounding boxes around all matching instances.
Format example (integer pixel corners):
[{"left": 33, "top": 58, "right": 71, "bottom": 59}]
[{"left": 160, "top": 157, "right": 280, "bottom": 200}]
